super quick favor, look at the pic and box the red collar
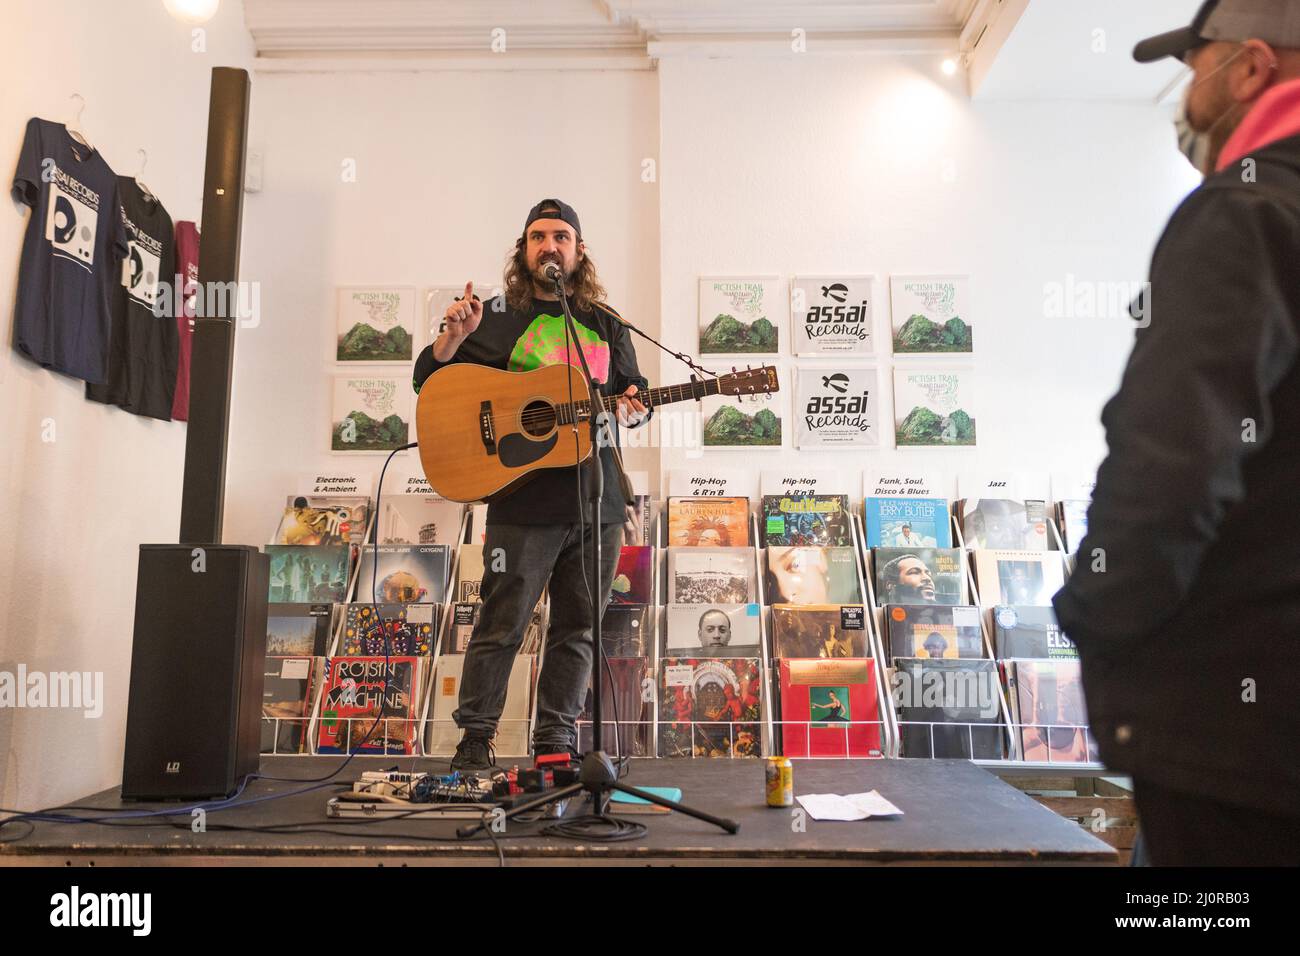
[1216,78,1300,172]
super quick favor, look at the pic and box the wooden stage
[0,757,1116,866]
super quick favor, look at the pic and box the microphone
[542,261,564,284]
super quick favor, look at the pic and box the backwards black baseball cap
[1134,0,1300,63]
[523,198,582,239]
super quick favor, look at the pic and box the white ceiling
[242,0,982,57]
[976,0,1202,101]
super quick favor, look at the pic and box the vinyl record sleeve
[972,549,1065,607]
[340,603,436,656]
[664,603,762,657]
[992,605,1077,659]
[657,658,762,758]
[266,545,353,604]
[610,546,654,604]
[274,495,370,546]
[355,544,451,604]
[770,604,868,658]
[265,603,334,657]
[760,494,852,547]
[872,547,965,607]
[666,496,751,547]
[316,656,421,755]
[884,604,984,663]
[765,546,862,605]
[863,496,952,548]
[957,498,1049,551]
[668,547,756,605]
[1008,659,1099,763]
[778,658,882,758]
[891,657,1003,759]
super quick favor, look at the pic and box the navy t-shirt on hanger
[11,117,128,384]
[86,177,178,419]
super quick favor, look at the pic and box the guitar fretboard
[556,378,725,426]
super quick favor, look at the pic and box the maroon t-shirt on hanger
[171,220,199,421]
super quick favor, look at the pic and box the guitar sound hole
[520,399,557,437]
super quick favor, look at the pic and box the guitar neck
[563,378,723,423]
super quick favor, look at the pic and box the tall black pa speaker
[121,544,268,800]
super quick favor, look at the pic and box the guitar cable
[0,443,421,839]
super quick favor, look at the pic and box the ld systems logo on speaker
[49,887,152,936]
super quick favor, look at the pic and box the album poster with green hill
[889,275,972,354]
[336,287,415,362]
[893,368,976,447]
[698,276,782,355]
[699,388,784,448]
[331,375,411,452]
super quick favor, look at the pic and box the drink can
[765,757,793,808]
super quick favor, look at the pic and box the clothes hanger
[65,93,93,151]
[135,149,158,204]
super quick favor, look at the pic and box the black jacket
[1053,133,1300,815]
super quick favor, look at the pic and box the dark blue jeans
[453,520,623,749]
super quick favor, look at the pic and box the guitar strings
[474,372,769,431]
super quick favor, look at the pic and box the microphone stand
[458,269,738,839]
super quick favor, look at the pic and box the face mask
[1174,87,1213,173]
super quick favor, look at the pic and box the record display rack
[952,508,1103,774]
[258,490,1107,774]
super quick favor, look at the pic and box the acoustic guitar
[415,363,778,502]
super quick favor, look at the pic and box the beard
[892,583,937,604]
[532,255,573,290]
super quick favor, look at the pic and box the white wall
[656,53,1200,500]
[0,0,254,811]
[3,11,1203,812]
[222,67,661,547]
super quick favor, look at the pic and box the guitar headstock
[717,365,779,396]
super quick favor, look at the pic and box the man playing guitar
[413,198,650,770]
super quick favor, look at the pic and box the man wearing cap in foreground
[1054,1,1300,864]
[413,199,651,770]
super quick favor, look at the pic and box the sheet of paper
[847,790,904,817]
[796,790,904,821]
[796,794,864,821]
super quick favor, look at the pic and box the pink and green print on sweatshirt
[508,312,610,381]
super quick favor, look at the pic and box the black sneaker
[450,735,495,771]
[533,742,580,761]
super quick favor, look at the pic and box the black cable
[539,814,646,841]
[0,445,420,836]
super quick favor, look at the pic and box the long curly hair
[503,235,608,314]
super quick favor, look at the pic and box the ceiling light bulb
[941,57,959,76]
[163,0,220,25]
